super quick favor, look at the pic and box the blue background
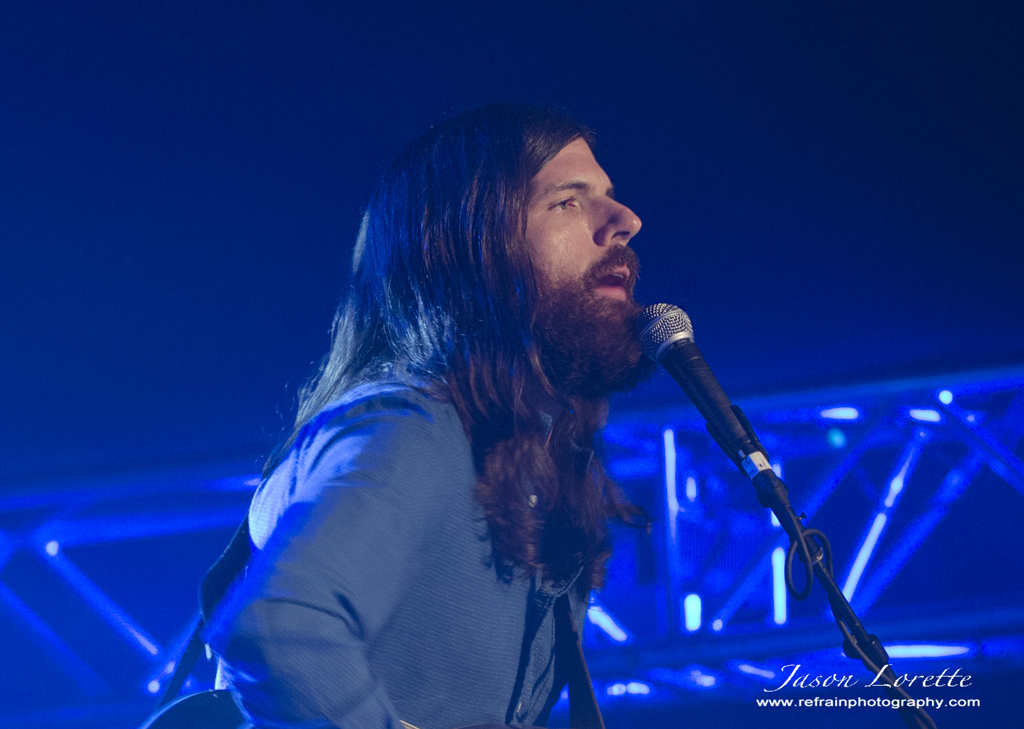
[1,3,1022,727]
[3,0,1021,483]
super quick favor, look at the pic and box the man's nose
[598,200,642,247]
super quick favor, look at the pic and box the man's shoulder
[291,380,466,466]
[302,380,455,439]
[250,380,472,549]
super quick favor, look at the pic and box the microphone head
[637,304,694,361]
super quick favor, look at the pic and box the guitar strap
[157,518,607,729]
[198,517,253,624]
[554,594,606,729]
[157,517,252,708]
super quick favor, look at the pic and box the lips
[585,245,640,298]
[594,266,631,289]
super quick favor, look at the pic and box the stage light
[683,593,701,632]
[886,644,971,658]
[771,547,787,625]
[587,604,629,643]
[712,619,723,631]
[843,513,887,600]
[663,428,679,534]
[827,428,847,449]
[690,669,716,687]
[147,680,160,694]
[44,541,59,556]
[938,390,953,404]
[884,475,904,508]
[821,407,859,420]
[736,663,776,679]
[908,409,941,423]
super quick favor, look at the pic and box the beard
[533,246,657,400]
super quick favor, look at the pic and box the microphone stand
[705,407,937,729]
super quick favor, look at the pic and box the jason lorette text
[765,664,973,693]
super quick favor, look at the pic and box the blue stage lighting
[733,662,776,680]
[771,547,787,625]
[843,512,887,600]
[605,681,653,697]
[683,593,701,632]
[689,668,716,688]
[884,475,905,509]
[827,428,847,448]
[821,407,859,420]
[938,390,953,404]
[854,458,978,613]
[587,603,630,643]
[908,408,942,423]
[664,428,679,523]
[883,445,917,507]
[885,644,972,658]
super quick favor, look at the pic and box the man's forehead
[529,139,615,199]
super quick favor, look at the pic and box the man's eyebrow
[534,180,616,200]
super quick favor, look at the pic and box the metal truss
[580,365,1024,714]
[0,469,256,728]
[0,367,1022,727]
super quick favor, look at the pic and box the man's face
[525,138,655,399]
[525,138,642,300]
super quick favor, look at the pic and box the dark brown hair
[268,104,642,586]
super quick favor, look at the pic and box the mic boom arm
[639,305,936,729]
[719,407,935,728]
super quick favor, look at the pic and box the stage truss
[1,367,1022,727]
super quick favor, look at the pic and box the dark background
[2,0,1022,485]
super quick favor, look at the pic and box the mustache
[583,245,641,296]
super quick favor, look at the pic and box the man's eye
[554,198,576,210]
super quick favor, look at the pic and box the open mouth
[593,266,631,297]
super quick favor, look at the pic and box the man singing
[206,103,654,728]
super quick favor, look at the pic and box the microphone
[636,306,941,729]
[636,304,773,482]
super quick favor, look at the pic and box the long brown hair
[268,104,643,586]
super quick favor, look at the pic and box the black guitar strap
[554,594,606,729]
[199,518,252,624]
[157,517,252,709]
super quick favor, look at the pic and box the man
[205,104,654,729]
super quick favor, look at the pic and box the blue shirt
[206,383,587,729]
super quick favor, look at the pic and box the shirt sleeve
[204,388,466,729]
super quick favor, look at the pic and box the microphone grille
[636,304,693,361]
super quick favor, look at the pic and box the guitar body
[138,690,249,729]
